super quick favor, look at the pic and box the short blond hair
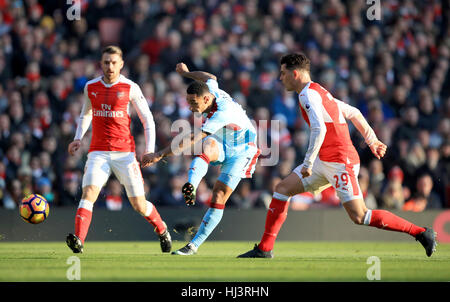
[101,45,123,59]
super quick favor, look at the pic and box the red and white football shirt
[74,75,155,153]
[298,82,377,167]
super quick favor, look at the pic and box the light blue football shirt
[201,79,257,152]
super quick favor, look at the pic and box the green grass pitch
[0,241,449,281]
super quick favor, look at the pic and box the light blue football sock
[191,208,224,248]
[188,155,210,189]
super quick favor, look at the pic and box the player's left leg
[237,171,307,258]
[175,144,260,255]
[329,161,436,257]
[172,178,236,255]
[182,143,260,253]
[128,195,172,253]
[128,196,166,234]
[343,198,436,256]
[238,159,333,258]
[343,197,422,234]
[112,152,172,252]
[183,137,222,205]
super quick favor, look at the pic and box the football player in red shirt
[66,46,171,254]
[239,53,436,258]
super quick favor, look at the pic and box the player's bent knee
[274,182,296,197]
[351,215,365,225]
[348,212,366,225]
[211,189,227,204]
[343,198,368,225]
[211,181,233,205]
[274,182,286,195]
[202,139,219,161]
[273,173,305,197]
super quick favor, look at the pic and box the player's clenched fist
[68,140,81,156]
[141,152,164,168]
[176,62,189,75]
[369,140,387,160]
[300,166,312,178]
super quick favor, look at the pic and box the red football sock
[144,203,166,235]
[75,207,92,244]
[258,198,290,252]
[369,210,425,237]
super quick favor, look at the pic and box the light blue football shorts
[205,136,260,190]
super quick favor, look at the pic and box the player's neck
[296,78,312,94]
[102,74,120,84]
[203,97,216,115]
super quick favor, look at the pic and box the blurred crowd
[0,0,449,212]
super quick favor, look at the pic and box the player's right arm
[336,99,387,159]
[176,62,217,82]
[141,131,209,167]
[69,85,93,156]
[299,90,327,177]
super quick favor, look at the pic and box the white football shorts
[293,158,363,203]
[82,151,145,197]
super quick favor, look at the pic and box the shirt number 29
[333,173,349,189]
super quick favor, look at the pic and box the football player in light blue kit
[142,63,260,255]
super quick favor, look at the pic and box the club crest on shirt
[117,91,125,99]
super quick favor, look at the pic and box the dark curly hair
[186,81,210,96]
[280,53,310,73]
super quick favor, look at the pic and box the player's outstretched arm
[348,111,387,159]
[141,131,208,167]
[337,99,387,159]
[176,62,217,82]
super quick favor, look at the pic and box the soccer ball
[19,194,50,224]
